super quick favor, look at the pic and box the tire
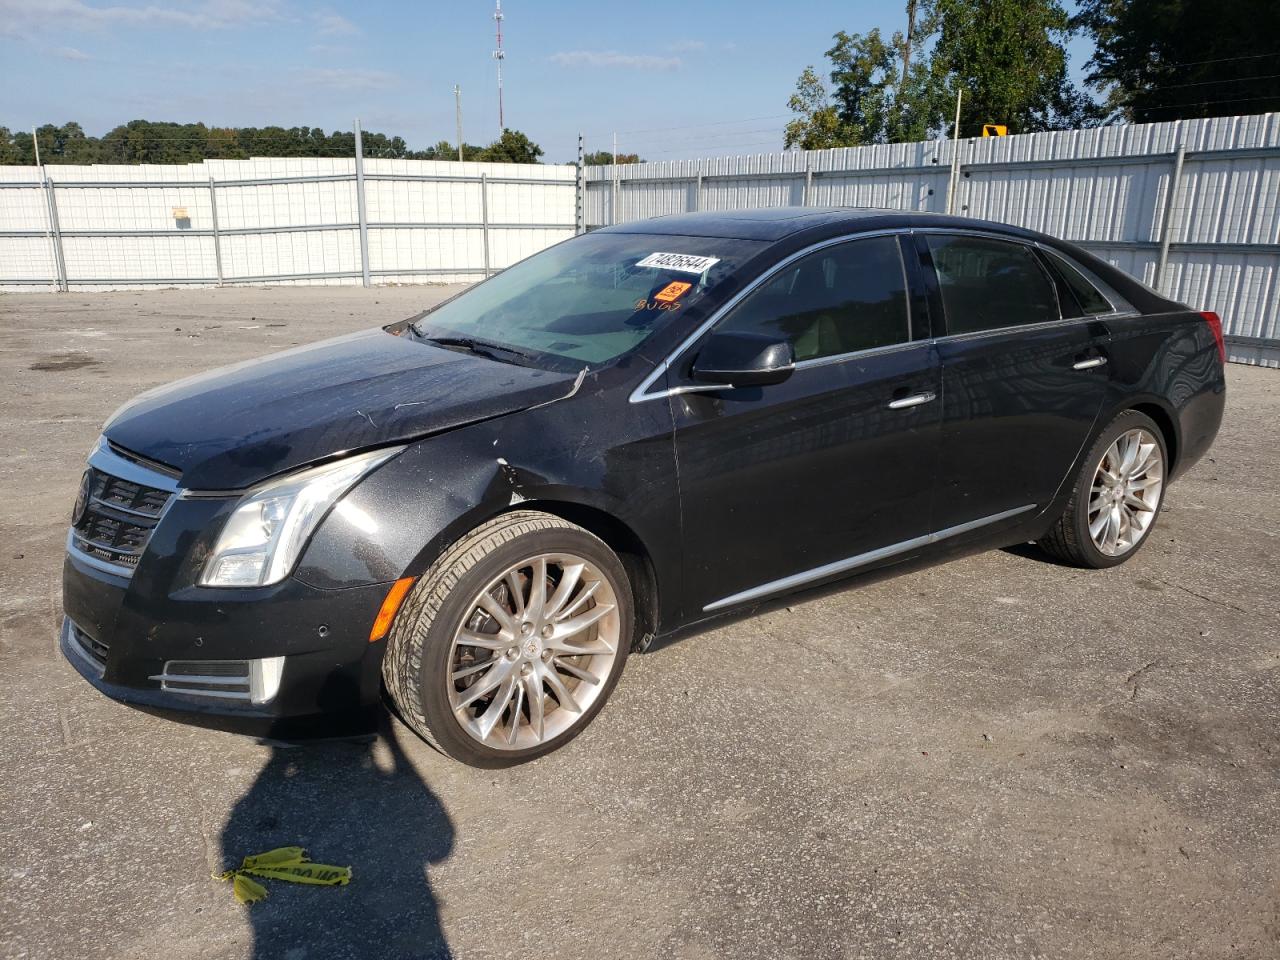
[1037,409,1169,569]
[383,510,633,767]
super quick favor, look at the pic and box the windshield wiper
[417,334,535,366]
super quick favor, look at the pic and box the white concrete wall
[0,157,577,291]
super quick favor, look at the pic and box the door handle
[887,391,937,410]
[1072,357,1108,370]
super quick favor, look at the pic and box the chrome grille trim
[150,660,252,701]
[66,438,183,579]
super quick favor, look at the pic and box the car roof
[599,206,1041,243]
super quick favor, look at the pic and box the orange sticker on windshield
[654,281,692,303]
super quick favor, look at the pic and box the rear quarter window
[1039,248,1117,317]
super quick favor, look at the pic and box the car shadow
[219,711,454,960]
[1000,540,1076,567]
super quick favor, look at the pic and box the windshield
[412,231,765,368]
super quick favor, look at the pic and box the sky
[0,0,1097,163]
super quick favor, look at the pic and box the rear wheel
[1038,410,1168,568]
[383,511,632,767]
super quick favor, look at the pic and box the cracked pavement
[1,286,1277,959]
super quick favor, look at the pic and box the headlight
[199,447,402,588]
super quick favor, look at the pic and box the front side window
[927,235,1059,335]
[714,235,911,362]
[413,232,766,369]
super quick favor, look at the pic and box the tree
[926,0,1096,135]
[477,128,544,164]
[785,0,1096,147]
[784,67,852,148]
[0,121,548,165]
[1076,0,1280,122]
[582,150,643,165]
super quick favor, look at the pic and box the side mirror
[690,331,795,388]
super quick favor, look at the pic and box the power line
[1145,49,1280,70]
[1132,93,1280,113]
[1139,72,1280,91]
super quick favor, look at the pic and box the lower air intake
[151,656,284,705]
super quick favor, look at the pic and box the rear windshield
[412,232,765,368]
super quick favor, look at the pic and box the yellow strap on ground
[242,863,352,885]
[240,846,308,869]
[215,847,352,905]
[231,873,269,905]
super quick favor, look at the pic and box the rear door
[921,232,1112,532]
[667,234,942,616]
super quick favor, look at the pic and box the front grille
[70,462,175,576]
[67,619,109,670]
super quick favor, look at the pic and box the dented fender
[293,359,684,628]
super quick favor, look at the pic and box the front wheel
[383,511,633,767]
[1037,410,1168,568]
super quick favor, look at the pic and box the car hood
[103,328,580,490]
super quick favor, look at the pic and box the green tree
[424,140,492,161]
[477,129,544,164]
[926,0,1095,136]
[784,66,853,148]
[785,21,936,147]
[582,150,643,165]
[0,121,548,166]
[1076,0,1280,122]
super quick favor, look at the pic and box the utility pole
[492,0,505,131]
[31,126,42,167]
[454,85,464,161]
[946,89,964,216]
[611,131,619,225]
[575,132,585,234]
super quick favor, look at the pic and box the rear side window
[715,235,910,362]
[1039,248,1116,317]
[927,235,1059,335]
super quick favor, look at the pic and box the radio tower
[492,0,505,131]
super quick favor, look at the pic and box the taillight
[1200,311,1225,364]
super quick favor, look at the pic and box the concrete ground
[0,286,1277,960]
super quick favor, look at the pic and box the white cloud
[54,45,92,59]
[550,50,681,71]
[294,67,396,91]
[667,39,706,53]
[315,10,358,36]
[0,0,283,34]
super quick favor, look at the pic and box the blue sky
[0,0,1096,163]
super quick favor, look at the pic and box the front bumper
[61,549,393,739]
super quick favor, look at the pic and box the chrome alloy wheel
[447,553,620,750]
[1088,427,1165,557]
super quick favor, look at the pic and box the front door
[667,234,942,617]
[921,232,1112,532]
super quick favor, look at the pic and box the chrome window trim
[629,228,911,404]
[703,503,1036,612]
[630,225,1136,404]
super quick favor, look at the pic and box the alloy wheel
[1088,427,1164,557]
[447,553,620,750]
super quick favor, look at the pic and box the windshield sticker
[654,281,692,303]
[635,252,721,275]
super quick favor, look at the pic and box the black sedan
[61,208,1226,766]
